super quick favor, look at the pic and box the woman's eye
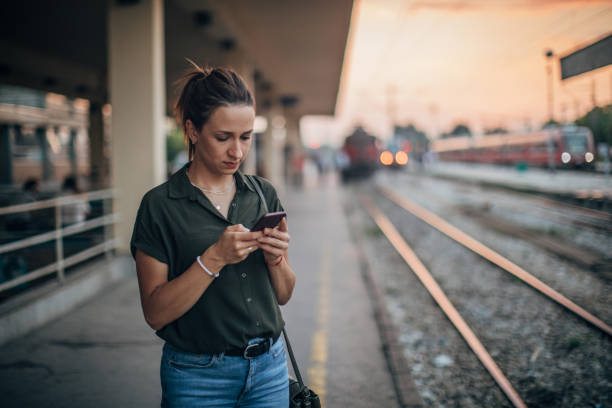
[216,137,229,142]
[241,135,251,141]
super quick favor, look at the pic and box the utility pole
[544,49,555,173]
[544,49,555,123]
[386,84,397,140]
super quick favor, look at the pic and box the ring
[247,247,252,251]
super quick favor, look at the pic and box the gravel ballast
[343,173,611,407]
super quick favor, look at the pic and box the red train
[430,126,595,168]
[339,127,381,181]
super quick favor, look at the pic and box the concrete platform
[0,174,417,407]
[427,161,612,199]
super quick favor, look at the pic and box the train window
[563,134,587,153]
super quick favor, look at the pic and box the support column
[89,103,107,188]
[0,124,12,185]
[284,114,303,187]
[109,0,166,252]
[68,128,77,178]
[36,126,53,182]
[260,108,286,188]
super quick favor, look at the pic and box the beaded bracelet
[196,255,219,278]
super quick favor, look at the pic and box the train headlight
[585,152,594,163]
[561,152,571,164]
[395,151,408,165]
[380,151,393,166]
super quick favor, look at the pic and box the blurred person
[22,178,40,202]
[131,64,295,407]
[60,175,90,225]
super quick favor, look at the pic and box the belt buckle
[243,343,259,359]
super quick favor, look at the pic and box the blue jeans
[160,337,289,407]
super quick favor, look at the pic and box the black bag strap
[282,327,306,390]
[246,175,307,392]
[247,174,269,214]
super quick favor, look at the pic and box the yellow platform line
[307,244,330,407]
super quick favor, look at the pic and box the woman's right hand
[206,224,263,266]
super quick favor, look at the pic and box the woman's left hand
[257,217,290,265]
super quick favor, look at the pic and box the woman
[131,64,296,407]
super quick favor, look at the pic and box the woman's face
[189,104,255,177]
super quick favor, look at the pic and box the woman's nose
[228,139,243,159]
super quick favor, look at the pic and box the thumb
[278,217,288,232]
[226,224,249,232]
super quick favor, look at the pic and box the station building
[0,0,353,344]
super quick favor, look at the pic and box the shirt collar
[168,162,254,200]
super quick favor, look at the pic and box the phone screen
[251,211,287,232]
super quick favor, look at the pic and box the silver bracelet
[196,255,219,278]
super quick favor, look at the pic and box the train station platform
[427,161,612,201]
[0,173,419,407]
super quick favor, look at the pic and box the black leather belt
[225,337,276,359]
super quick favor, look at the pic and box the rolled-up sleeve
[130,193,168,264]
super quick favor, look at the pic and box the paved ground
[0,173,404,407]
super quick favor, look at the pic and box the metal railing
[0,189,118,294]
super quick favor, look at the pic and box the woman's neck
[187,161,234,190]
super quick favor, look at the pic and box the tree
[484,127,508,135]
[541,119,561,129]
[451,124,471,136]
[575,104,612,146]
[167,126,186,164]
[394,123,429,153]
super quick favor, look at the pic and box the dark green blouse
[130,163,285,354]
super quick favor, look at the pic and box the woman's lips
[223,161,239,168]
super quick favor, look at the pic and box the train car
[430,125,595,168]
[339,127,381,181]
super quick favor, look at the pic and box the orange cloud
[407,0,611,12]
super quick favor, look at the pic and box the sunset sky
[301,0,612,147]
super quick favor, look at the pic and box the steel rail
[0,189,115,216]
[0,214,119,255]
[379,185,612,337]
[360,196,527,408]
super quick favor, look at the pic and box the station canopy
[0,0,353,117]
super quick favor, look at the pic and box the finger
[257,243,284,256]
[257,236,289,249]
[238,240,260,250]
[232,231,263,241]
[234,224,250,232]
[226,224,251,233]
[239,245,258,257]
[263,228,290,242]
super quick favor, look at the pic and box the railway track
[383,172,612,274]
[357,185,611,407]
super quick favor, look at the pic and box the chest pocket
[183,226,224,260]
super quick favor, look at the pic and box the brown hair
[174,61,254,161]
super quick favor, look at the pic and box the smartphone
[251,211,287,232]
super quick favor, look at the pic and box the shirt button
[232,203,236,207]
[246,297,252,303]
[241,273,247,278]
[256,321,260,327]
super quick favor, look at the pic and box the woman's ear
[186,120,198,145]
